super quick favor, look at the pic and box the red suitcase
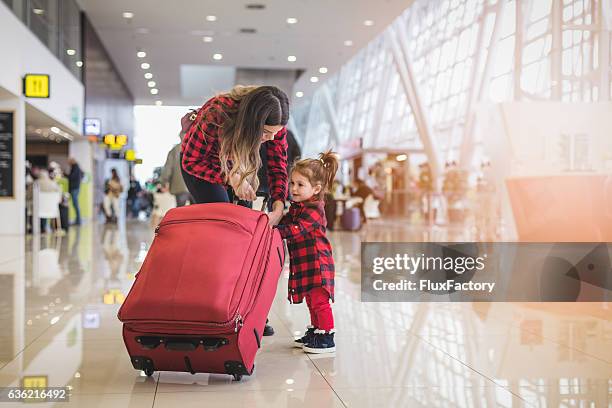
[117,202,285,381]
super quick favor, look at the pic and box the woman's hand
[235,180,256,201]
[229,173,256,201]
[267,200,285,226]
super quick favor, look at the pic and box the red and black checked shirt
[276,200,335,303]
[181,95,288,203]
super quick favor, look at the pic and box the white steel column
[388,22,441,183]
[551,0,564,99]
[599,0,611,100]
[460,0,506,166]
[321,84,341,145]
[368,49,395,149]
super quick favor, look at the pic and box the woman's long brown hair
[217,85,289,191]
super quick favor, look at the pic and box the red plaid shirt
[181,95,288,203]
[276,200,335,303]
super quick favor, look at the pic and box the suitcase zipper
[155,218,250,235]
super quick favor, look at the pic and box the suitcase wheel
[232,374,242,381]
[144,368,154,377]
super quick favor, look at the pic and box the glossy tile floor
[0,219,610,407]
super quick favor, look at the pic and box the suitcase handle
[232,191,270,212]
[136,336,229,352]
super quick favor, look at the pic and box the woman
[181,85,290,335]
[103,168,123,224]
[181,85,289,225]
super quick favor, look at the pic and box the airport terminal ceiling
[76,0,415,105]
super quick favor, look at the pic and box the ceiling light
[295,91,304,98]
[344,40,353,46]
[213,53,223,60]
[141,62,150,69]
[122,12,134,19]
[155,100,163,106]
[396,154,408,161]
[150,88,159,95]
[66,49,76,56]
[287,55,297,62]
[75,61,83,67]
[147,81,156,87]
[50,126,60,133]
[137,51,146,58]
[286,17,298,24]
[32,8,44,15]
[364,20,374,26]
[319,66,328,74]
[144,73,153,79]
[206,15,217,22]
[203,36,213,43]
[310,76,319,83]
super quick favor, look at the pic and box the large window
[3,0,82,80]
[292,0,611,166]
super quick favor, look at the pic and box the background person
[67,158,83,225]
[161,131,192,207]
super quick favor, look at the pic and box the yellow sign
[135,158,143,164]
[103,134,115,145]
[103,289,125,305]
[22,376,48,388]
[116,134,128,146]
[24,74,50,98]
[125,149,136,161]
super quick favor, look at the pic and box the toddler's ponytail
[318,150,339,195]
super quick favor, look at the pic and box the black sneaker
[263,319,274,336]
[293,326,315,348]
[303,330,335,354]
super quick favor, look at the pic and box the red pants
[305,287,334,331]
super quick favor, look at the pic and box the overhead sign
[103,133,128,150]
[84,118,101,136]
[125,149,136,161]
[23,74,50,98]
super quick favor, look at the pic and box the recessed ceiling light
[213,53,223,60]
[32,8,45,15]
[287,55,297,62]
[206,15,217,22]
[150,88,159,95]
[50,126,60,133]
[75,61,83,67]
[286,17,298,24]
[203,36,213,43]
[246,3,266,10]
[141,62,150,69]
[310,76,319,83]
[66,49,76,56]
[319,66,328,74]
[137,51,146,58]
[155,100,163,106]
[147,81,156,87]
[364,20,374,26]
[122,12,134,19]
[144,73,153,79]
[295,91,304,98]
[344,40,353,46]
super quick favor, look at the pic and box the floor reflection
[0,219,607,407]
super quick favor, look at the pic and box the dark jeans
[181,163,230,204]
[70,188,81,224]
[175,192,193,207]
